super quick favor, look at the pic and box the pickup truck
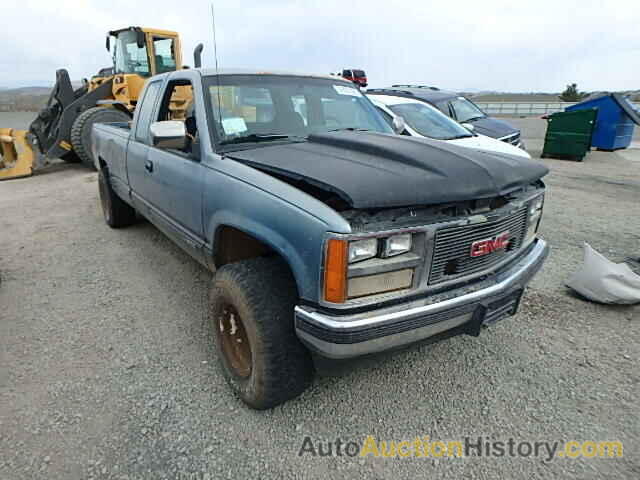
[92,69,550,409]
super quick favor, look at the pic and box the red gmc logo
[470,231,510,257]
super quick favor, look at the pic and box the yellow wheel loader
[0,26,203,180]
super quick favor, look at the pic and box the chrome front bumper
[295,239,549,359]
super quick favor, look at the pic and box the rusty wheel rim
[218,304,252,378]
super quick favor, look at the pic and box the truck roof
[196,68,351,83]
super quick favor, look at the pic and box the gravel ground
[1,117,639,479]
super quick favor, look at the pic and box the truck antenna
[211,2,223,133]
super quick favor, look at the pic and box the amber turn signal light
[324,239,348,303]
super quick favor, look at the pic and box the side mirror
[135,29,146,49]
[392,116,406,134]
[461,122,475,132]
[150,121,187,149]
[105,36,110,52]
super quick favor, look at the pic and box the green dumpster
[541,108,598,161]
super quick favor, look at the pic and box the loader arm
[28,69,80,155]
[28,69,116,160]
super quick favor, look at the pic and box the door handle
[144,160,154,173]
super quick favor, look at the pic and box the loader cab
[107,27,182,78]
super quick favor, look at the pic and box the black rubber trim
[296,287,524,345]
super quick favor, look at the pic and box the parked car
[369,85,524,148]
[338,68,368,88]
[367,93,531,159]
[93,69,549,409]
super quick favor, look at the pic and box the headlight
[529,196,543,216]
[348,238,378,264]
[382,233,412,258]
[525,194,544,242]
[324,233,418,303]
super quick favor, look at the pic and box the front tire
[98,169,136,228]
[209,257,314,409]
[71,107,131,169]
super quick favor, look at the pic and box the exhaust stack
[194,44,204,68]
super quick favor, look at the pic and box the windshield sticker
[333,85,361,97]
[222,117,248,135]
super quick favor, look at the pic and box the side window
[449,97,485,123]
[135,81,162,142]
[155,80,197,154]
[153,37,177,74]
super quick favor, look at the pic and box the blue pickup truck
[92,69,549,409]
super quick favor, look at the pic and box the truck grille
[429,207,528,284]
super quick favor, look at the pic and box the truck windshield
[113,30,150,77]
[388,102,473,140]
[204,75,392,148]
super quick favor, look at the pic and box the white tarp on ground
[566,243,640,305]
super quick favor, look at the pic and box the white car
[367,93,531,159]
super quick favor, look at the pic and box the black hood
[227,131,548,209]
[468,116,519,139]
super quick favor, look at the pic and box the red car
[341,69,367,88]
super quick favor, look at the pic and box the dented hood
[227,131,549,208]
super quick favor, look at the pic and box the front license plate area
[464,288,525,337]
[483,288,524,326]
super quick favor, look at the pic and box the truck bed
[91,121,132,175]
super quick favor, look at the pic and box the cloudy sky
[2,0,639,92]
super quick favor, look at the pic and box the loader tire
[71,107,131,169]
[209,258,314,409]
[60,151,80,163]
[98,168,136,228]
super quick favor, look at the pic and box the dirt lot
[1,117,639,479]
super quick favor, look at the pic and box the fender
[207,210,322,302]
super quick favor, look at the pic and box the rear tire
[98,169,136,228]
[71,107,131,169]
[209,257,314,409]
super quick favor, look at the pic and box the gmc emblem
[470,231,510,257]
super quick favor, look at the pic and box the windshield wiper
[444,133,474,140]
[328,127,371,133]
[219,133,298,145]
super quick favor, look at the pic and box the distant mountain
[0,87,51,112]
[469,90,640,102]
[0,83,85,111]
[2,86,52,96]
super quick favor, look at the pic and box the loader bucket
[0,129,36,180]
